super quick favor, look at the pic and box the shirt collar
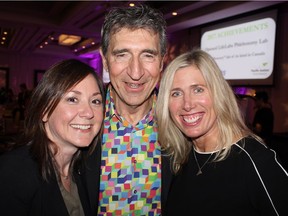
[105,84,157,127]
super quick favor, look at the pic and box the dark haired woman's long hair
[7,59,105,181]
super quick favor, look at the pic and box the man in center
[85,4,168,215]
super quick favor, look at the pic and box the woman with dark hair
[0,59,105,216]
[156,49,288,215]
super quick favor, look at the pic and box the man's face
[102,28,163,108]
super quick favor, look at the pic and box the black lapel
[161,153,173,212]
[83,142,102,215]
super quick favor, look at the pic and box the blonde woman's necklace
[193,147,214,176]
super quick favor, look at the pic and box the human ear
[100,48,108,71]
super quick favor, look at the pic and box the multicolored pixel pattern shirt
[98,87,161,215]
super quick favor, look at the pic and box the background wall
[0,53,78,92]
[0,3,287,134]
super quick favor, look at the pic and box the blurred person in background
[253,91,274,147]
[12,83,31,122]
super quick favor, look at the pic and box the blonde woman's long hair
[156,49,259,174]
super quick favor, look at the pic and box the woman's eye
[67,97,77,103]
[171,91,181,97]
[194,87,204,93]
[92,99,102,105]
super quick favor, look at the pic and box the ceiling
[0,1,285,59]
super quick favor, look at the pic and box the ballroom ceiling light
[0,28,13,48]
[58,34,81,46]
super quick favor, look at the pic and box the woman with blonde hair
[157,49,288,215]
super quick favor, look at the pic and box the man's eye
[141,53,155,62]
[116,53,125,58]
[115,53,130,62]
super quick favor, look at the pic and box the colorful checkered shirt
[98,86,161,215]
